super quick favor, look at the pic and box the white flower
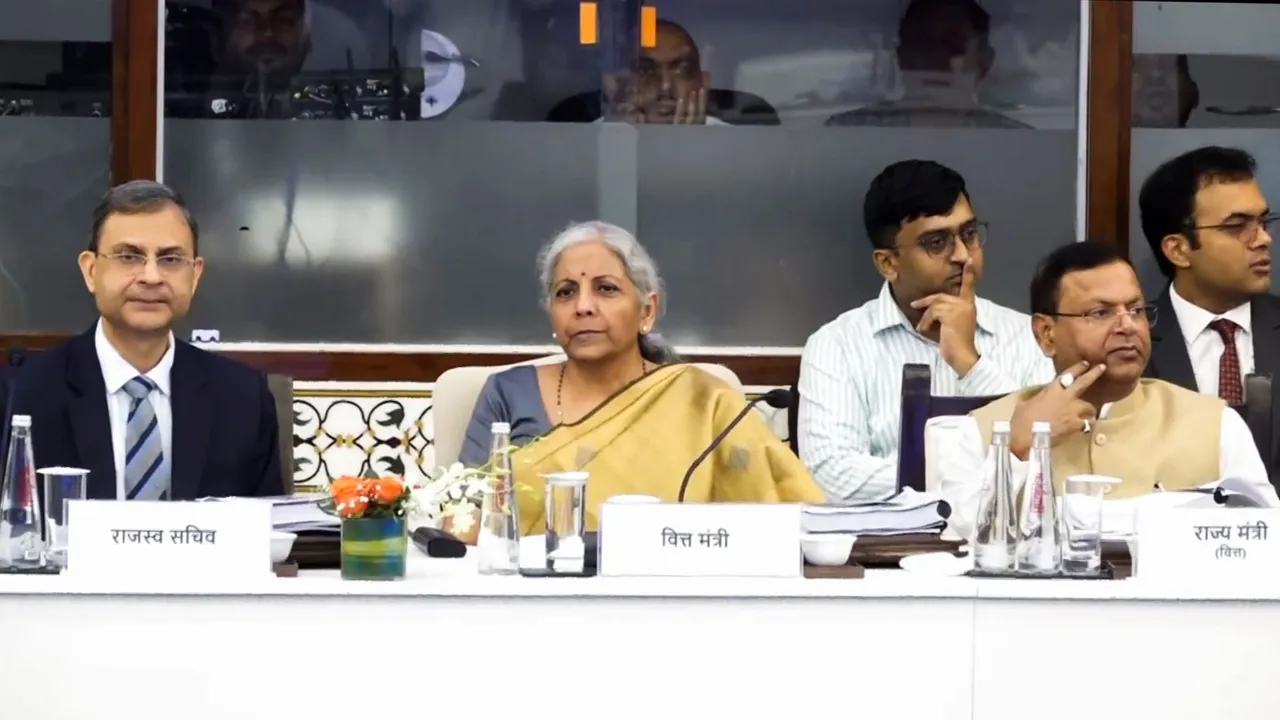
[410,463,497,528]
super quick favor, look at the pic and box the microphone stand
[676,389,792,502]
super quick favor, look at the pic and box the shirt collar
[94,319,175,396]
[1168,284,1252,344]
[869,281,996,336]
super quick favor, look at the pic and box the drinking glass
[39,467,88,568]
[1061,474,1120,574]
[543,472,588,574]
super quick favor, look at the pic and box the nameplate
[1135,508,1280,580]
[66,500,273,579]
[599,502,801,578]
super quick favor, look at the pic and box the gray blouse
[459,365,553,466]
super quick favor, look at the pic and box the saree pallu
[510,363,826,535]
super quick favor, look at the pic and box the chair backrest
[432,359,744,468]
[1236,373,1273,482]
[266,374,295,494]
[897,364,1002,492]
[787,382,800,456]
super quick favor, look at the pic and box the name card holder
[1135,507,1280,581]
[598,502,801,578]
[66,499,273,580]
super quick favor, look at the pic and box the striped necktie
[123,376,168,501]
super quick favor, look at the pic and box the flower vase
[340,516,408,581]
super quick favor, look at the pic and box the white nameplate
[1135,508,1280,580]
[599,502,801,578]
[66,499,273,579]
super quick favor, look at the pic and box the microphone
[677,388,792,502]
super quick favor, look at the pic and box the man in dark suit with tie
[1138,146,1280,481]
[12,180,283,500]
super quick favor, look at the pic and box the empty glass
[543,472,588,574]
[39,467,88,568]
[1061,474,1121,575]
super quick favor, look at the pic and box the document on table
[802,488,951,536]
[197,494,339,533]
[1099,478,1277,539]
[271,494,339,533]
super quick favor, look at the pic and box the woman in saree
[460,220,825,534]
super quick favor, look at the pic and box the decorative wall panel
[292,383,789,489]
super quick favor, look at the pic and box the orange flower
[330,475,363,498]
[335,492,369,518]
[370,476,405,504]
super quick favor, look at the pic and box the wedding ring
[1083,419,1092,434]
[1059,372,1075,389]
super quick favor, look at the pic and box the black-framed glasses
[1051,304,1157,328]
[98,252,197,275]
[1189,212,1279,243]
[899,221,988,258]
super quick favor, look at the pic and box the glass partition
[0,0,112,332]
[162,0,1083,345]
[1130,0,1280,295]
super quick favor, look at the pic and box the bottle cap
[992,420,1011,433]
[490,421,511,434]
[10,415,30,428]
[1031,421,1051,433]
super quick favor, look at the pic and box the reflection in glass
[162,0,1082,345]
[0,2,111,333]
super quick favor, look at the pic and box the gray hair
[536,221,680,364]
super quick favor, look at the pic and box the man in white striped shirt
[798,160,1053,501]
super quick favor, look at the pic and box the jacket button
[1094,433,1108,447]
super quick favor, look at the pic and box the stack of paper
[803,488,952,536]
[271,494,339,533]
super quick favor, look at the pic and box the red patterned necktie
[1210,318,1244,406]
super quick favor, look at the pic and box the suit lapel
[1250,295,1280,380]
[1148,289,1199,391]
[66,330,116,499]
[170,343,210,500]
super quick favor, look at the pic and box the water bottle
[1016,421,1062,574]
[0,415,44,569]
[476,422,519,575]
[974,420,1017,572]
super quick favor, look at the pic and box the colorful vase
[340,516,408,580]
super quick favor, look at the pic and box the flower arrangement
[324,472,415,581]
[324,474,415,519]
[413,463,508,544]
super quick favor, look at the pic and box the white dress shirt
[94,320,175,500]
[935,404,1275,539]
[798,282,1054,502]
[1168,285,1254,394]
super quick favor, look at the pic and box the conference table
[1,554,1277,720]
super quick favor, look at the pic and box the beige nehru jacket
[969,378,1224,499]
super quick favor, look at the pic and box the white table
[1,557,1278,720]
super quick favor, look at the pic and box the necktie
[123,376,168,501]
[1210,319,1244,406]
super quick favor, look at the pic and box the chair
[432,359,744,468]
[786,382,800,456]
[266,374,295,494]
[1238,373,1273,485]
[897,364,1002,493]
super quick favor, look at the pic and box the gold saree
[510,363,825,535]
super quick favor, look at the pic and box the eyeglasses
[900,221,988,258]
[1051,304,1158,328]
[1189,212,1279,243]
[98,252,197,274]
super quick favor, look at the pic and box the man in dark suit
[13,180,283,500]
[1138,146,1280,481]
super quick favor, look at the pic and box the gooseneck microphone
[677,388,793,502]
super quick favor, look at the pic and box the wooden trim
[110,0,159,183]
[0,335,800,386]
[1085,0,1134,254]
